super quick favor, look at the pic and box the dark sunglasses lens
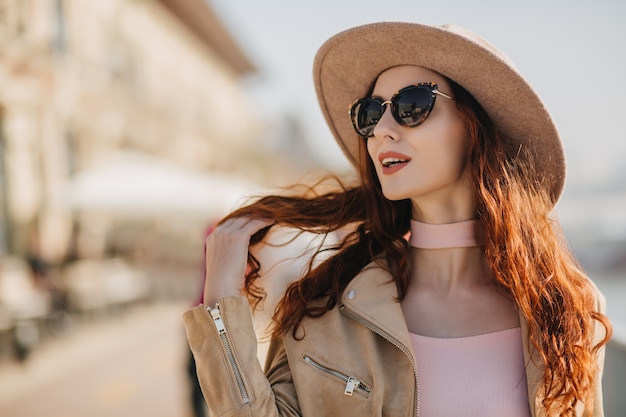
[353,99,383,137]
[394,86,433,126]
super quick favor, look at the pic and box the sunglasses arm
[434,90,454,100]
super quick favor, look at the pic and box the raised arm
[184,217,303,416]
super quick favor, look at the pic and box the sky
[208,0,626,194]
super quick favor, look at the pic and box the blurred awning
[61,151,259,219]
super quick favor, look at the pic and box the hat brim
[313,22,565,204]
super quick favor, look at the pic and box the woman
[183,22,611,416]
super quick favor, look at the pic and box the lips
[378,151,411,174]
[381,157,408,167]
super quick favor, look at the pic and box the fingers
[211,217,274,243]
[203,217,274,305]
[205,217,274,255]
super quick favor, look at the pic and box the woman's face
[366,65,473,222]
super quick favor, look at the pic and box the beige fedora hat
[313,22,566,204]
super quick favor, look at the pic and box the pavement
[0,301,196,417]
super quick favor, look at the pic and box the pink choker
[409,219,483,249]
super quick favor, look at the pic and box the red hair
[222,79,611,415]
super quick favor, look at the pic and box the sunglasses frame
[349,82,453,139]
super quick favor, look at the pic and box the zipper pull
[344,377,360,396]
[209,305,226,334]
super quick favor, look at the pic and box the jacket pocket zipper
[340,305,419,416]
[303,355,371,396]
[208,304,250,404]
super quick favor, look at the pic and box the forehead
[372,65,449,97]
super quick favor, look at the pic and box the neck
[409,219,483,249]
[408,219,487,291]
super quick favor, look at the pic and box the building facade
[0,0,263,263]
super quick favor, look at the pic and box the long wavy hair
[222,78,611,415]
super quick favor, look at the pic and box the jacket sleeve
[588,285,608,417]
[183,296,301,417]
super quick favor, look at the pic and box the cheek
[420,122,469,178]
[366,139,380,169]
[449,123,470,165]
[444,130,471,178]
[366,138,376,159]
[440,149,468,177]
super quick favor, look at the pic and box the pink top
[410,328,531,417]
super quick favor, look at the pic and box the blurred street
[0,301,193,417]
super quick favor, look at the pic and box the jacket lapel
[340,262,414,357]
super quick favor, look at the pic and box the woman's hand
[203,217,274,306]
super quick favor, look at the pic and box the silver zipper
[339,305,419,416]
[303,355,371,396]
[207,304,250,404]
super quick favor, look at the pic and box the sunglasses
[349,82,454,139]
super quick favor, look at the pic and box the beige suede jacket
[183,262,607,417]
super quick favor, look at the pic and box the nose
[372,101,399,141]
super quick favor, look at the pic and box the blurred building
[0,0,265,264]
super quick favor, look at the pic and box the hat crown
[439,24,517,69]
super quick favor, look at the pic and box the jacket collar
[339,261,414,356]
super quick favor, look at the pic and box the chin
[381,189,410,202]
